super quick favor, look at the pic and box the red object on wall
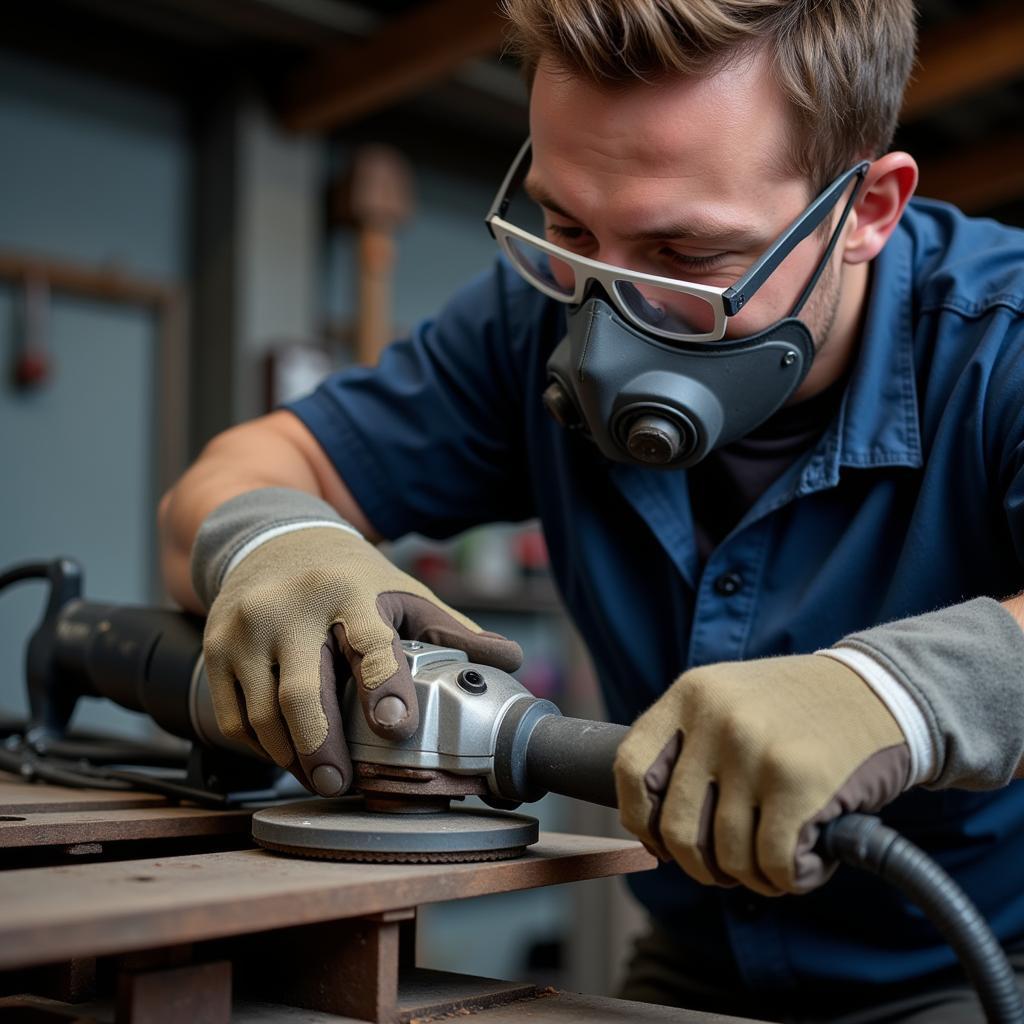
[14,349,50,389]
[13,275,52,391]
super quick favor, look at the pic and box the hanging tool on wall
[329,144,414,366]
[4,556,1024,1024]
[0,250,187,495]
[12,273,51,390]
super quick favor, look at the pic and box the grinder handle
[519,710,871,869]
[522,714,628,808]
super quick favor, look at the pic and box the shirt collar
[601,216,924,580]
[795,213,924,497]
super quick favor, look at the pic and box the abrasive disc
[251,798,539,863]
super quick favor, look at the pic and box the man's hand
[203,525,522,797]
[613,655,910,896]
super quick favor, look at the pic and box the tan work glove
[203,526,522,797]
[613,655,911,896]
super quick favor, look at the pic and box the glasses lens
[614,280,718,339]
[505,232,577,297]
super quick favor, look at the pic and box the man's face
[527,53,847,348]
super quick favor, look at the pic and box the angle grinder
[7,558,1024,1023]
[250,638,624,863]
[6,557,624,863]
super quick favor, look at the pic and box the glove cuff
[818,647,935,787]
[832,598,1024,791]
[190,487,361,609]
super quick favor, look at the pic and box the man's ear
[843,152,918,265]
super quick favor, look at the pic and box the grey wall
[0,52,507,737]
[0,50,191,735]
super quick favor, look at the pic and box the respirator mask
[486,141,868,468]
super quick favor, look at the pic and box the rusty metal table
[0,771,769,1023]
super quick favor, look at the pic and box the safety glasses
[486,139,869,344]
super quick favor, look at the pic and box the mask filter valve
[624,413,691,465]
[542,380,579,429]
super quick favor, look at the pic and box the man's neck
[790,260,870,404]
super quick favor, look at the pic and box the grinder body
[20,560,623,808]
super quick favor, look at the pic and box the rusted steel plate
[398,989,764,1022]
[0,806,253,849]
[0,989,769,1023]
[397,969,538,1022]
[0,833,655,970]
[0,774,167,814]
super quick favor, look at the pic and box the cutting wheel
[251,798,539,863]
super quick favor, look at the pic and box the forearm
[158,418,327,612]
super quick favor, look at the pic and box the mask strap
[789,170,867,318]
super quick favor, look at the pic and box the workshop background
[2,0,1023,997]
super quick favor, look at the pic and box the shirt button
[714,572,744,596]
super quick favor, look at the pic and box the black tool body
[11,558,204,744]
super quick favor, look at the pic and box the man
[159,1,1024,1020]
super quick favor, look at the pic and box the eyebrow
[524,179,579,222]
[523,177,764,249]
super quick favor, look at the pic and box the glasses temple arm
[787,169,868,317]
[721,162,869,317]
[485,139,533,232]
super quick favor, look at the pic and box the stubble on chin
[800,254,842,356]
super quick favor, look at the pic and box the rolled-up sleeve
[285,260,540,540]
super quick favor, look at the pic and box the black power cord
[0,742,234,805]
[819,814,1024,1023]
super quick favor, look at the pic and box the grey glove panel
[838,597,1024,790]
[190,487,350,609]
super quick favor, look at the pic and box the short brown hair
[503,0,917,189]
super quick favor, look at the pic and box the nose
[617,282,667,325]
[640,294,667,320]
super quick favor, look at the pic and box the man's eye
[547,224,590,243]
[660,249,727,272]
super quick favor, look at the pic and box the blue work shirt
[287,199,1024,1001]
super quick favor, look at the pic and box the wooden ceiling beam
[916,134,1024,213]
[902,2,1024,122]
[279,0,507,135]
